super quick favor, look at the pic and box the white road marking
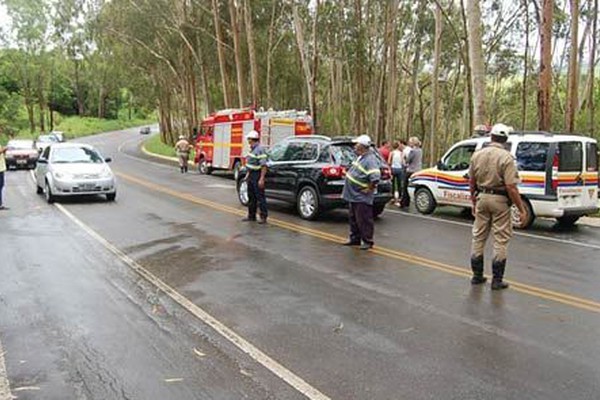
[54,203,332,400]
[386,208,600,251]
[0,341,13,400]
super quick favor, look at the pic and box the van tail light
[551,150,559,191]
[380,167,392,180]
[322,165,346,178]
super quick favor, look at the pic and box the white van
[409,132,599,228]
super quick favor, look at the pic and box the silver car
[35,143,117,203]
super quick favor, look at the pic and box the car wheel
[106,192,116,202]
[414,187,436,214]
[198,159,212,175]
[232,160,241,181]
[36,183,43,194]
[45,181,55,204]
[373,203,386,218]
[556,215,579,227]
[511,198,534,229]
[297,186,320,220]
[237,179,250,206]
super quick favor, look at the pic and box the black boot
[491,259,509,290]
[470,255,487,285]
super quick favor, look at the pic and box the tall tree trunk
[293,4,315,125]
[212,0,230,108]
[565,0,579,133]
[266,1,277,107]
[310,0,320,129]
[521,0,530,130]
[589,0,598,135]
[538,0,553,131]
[375,3,391,143]
[74,60,85,115]
[354,0,365,133]
[430,2,443,166]
[385,0,400,142]
[243,0,260,106]
[466,0,487,127]
[228,0,246,108]
[460,0,474,132]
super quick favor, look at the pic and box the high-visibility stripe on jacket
[246,144,267,171]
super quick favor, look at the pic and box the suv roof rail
[471,130,554,138]
[285,134,331,141]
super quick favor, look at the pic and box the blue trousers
[247,171,268,219]
[0,171,4,206]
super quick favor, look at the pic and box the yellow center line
[116,171,600,315]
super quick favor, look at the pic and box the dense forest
[1,0,599,163]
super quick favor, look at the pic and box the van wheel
[512,198,534,229]
[556,216,579,227]
[237,179,250,206]
[297,186,320,220]
[414,187,436,214]
[198,159,212,175]
[373,203,386,218]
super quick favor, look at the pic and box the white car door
[436,143,478,206]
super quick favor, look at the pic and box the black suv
[236,135,393,220]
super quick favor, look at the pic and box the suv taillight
[551,150,559,191]
[322,165,346,178]
[380,166,392,180]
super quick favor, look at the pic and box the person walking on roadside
[342,135,381,250]
[0,142,7,210]
[400,137,422,208]
[242,130,268,224]
[175,135,193,173]
[388,141,404,207]
[469,123,527,290]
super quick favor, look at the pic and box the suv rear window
[587,143,598,172]
[558,142,583,172]
[516,142,549,172]
[283,141,319,161]
[330,144,356,166]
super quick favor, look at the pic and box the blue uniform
[245,143,268,220]
[342,150,381,247]
[342,150,381,205]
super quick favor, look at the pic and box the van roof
[466,131,596,144]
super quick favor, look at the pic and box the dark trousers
[0,171,4,206]
[348,202,374,245]
[400,171,413,208]
[391,168,403,200]
[247,171,268,220]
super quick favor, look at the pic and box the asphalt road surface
[1,127,599,400]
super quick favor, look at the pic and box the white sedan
[35,143,117,203]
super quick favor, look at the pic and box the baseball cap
[352,134,372,146]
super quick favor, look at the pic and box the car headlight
[53,171,72,180]
[100,168,113,179]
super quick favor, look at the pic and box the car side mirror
[104,157,112,163]
[436,160,446,170]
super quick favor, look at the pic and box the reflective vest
[246,144,267,171]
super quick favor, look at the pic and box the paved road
[1,128,599,400]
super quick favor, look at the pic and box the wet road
[1,128,599,399]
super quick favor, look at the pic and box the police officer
[175,135,192,173]
[342,134,381,250]
[469,123,527,290]
[242,130,268,224]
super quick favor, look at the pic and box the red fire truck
[193,108,313,179]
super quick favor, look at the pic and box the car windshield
[51,147,104,164]
[330,144,385,166]
[38,135,58,143]
[7,140,34,150]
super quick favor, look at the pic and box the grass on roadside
[54,116,154,140]
[144,133,196,160]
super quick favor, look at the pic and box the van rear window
[558,142,583,172]
[587,143,598,172]
[516,142,549,172]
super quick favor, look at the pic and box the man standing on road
[342,135,381,250]
[400,137,422,208]
[175,135,193,173]
[0,142,6,210]
[242,130,268,224]
[469,123,527,290]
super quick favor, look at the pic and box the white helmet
[352,134,372,147]
[178,135,185,140]
[490,123,513,138]
[246,130,260,140]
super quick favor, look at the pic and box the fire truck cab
[193,108,313,180]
